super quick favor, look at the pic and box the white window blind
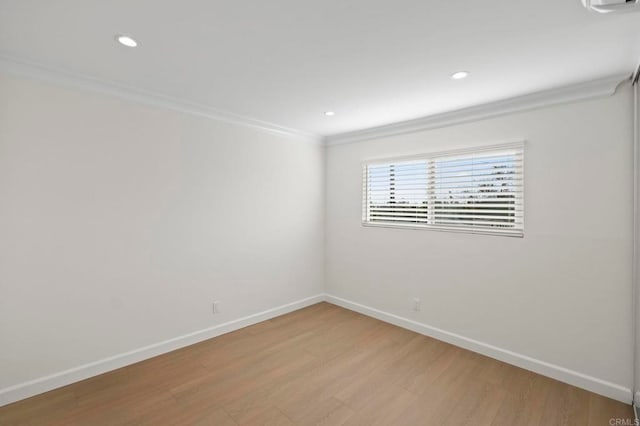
[362,143,524,236]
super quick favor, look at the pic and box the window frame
[361,141,525,237]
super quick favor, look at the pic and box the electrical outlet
[212,301,220,314]
[412,297,421,312]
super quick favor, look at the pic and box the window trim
[361,141,525,237]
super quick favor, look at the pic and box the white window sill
[362,221,524,238]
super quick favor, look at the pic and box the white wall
[0,74,324,391]
[326,84,634,399]
[0,71,635,405]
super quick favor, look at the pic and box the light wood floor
[0,302,633,425]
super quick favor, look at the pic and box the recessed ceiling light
[116,35,138,47]
[324,111,335,116]
[451,71,469,80]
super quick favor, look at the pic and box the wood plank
[0,302,632,425]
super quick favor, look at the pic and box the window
[362,142,524,236]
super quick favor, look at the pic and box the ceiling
[1,0,639,138]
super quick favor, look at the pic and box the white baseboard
[324,294,633,404]
[1,293,632,408]
[0,294,325,407]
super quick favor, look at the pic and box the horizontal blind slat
[430,160,523,168]
[429,169,522,178]
[368,195,520,200]
[433,219,523,226]
[368,181,523,190]
[369,203,523,209]
[433,214,522,221]
[431,209,523,215]
[368,217,430,223]
[366,176,522,185]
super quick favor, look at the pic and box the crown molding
[324,73,631,146]
[0,53,630,147]
[0,54,323,145]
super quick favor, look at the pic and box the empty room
[1,1,640,425]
